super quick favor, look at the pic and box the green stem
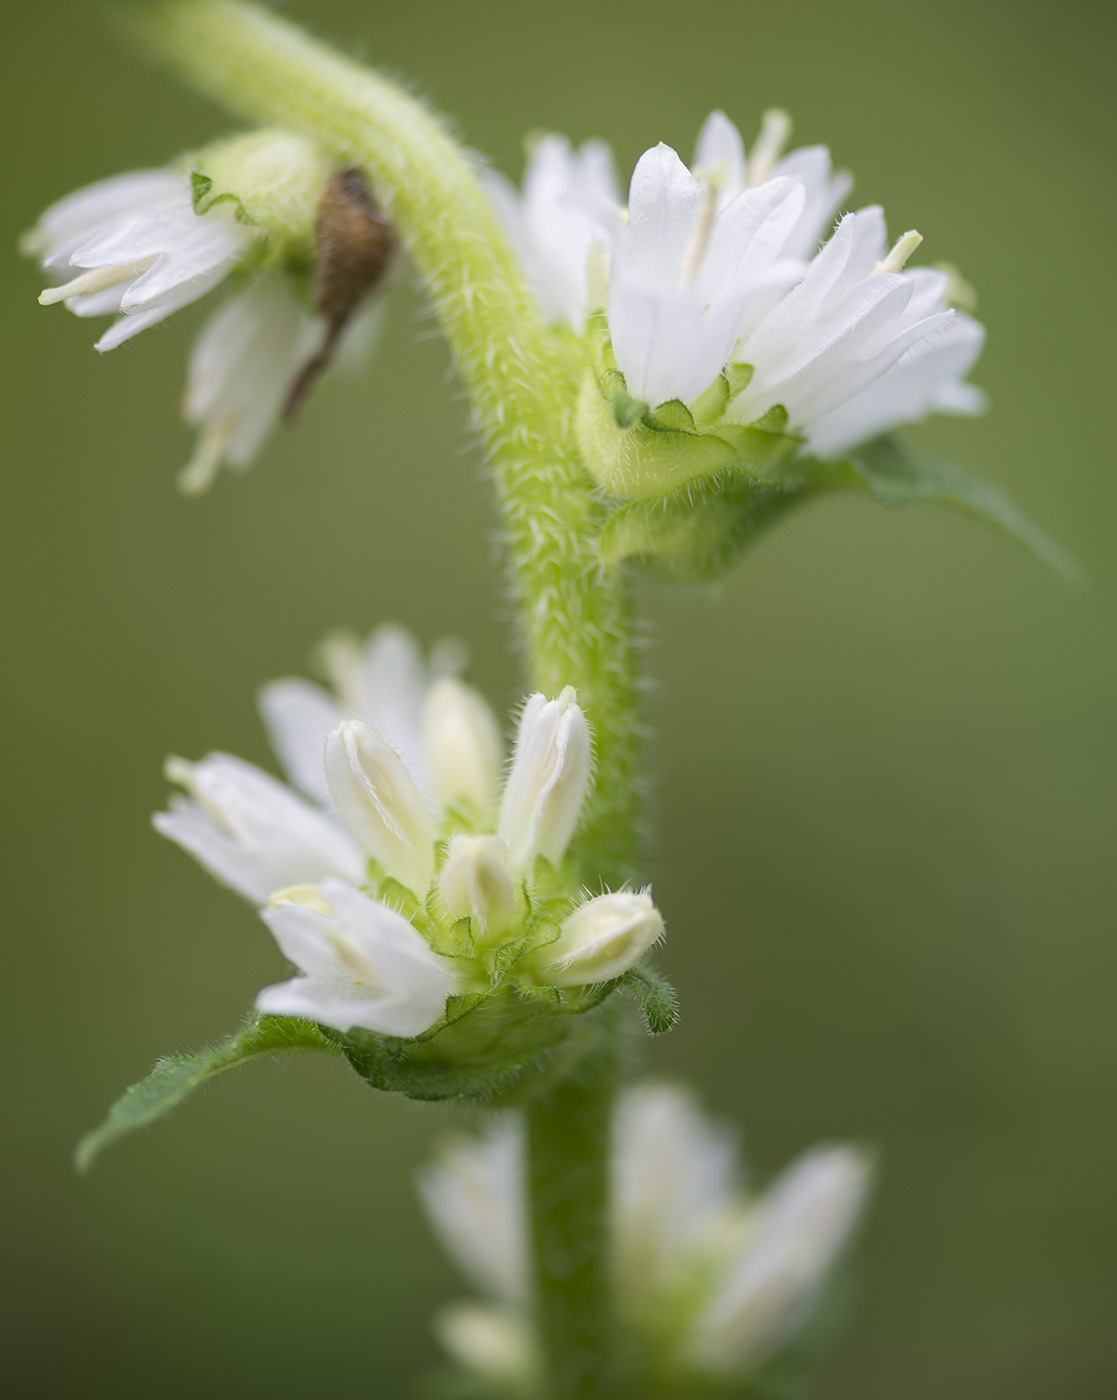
[527,1016,625,1400]
[116,6,644,1393]
[115,0,641,886]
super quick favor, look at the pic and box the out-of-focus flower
[419,1083,872,1384]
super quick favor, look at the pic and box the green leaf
[622,963,679,1034]
[75,1015,341,1172]
[839,435,1081,582]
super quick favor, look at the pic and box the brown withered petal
[284,166,396,420]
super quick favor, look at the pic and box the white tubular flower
[440,835,516,942]
[418,1119,529,1307]
[179,272,323,495]
[422,676,504,815]
[689,1146,873,1376]
[486,134,619,332]
[256,878,458,1036]
[420,1086,871,1386]
[578,142,807,408]
[324,718,439,892]
[26,169,256,352]
[498,687,592,876]
[535,890,664,987]
[153,754,364,903]
[727,210,984,454]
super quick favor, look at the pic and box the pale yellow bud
[439,835,516,944]
[536,890,664,987]
[499,688,591,875]
[324,719,436,892]
[422,677,503,814]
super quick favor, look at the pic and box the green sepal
[644,399,697,435]
[577,371,799,500]
[186,128,328,245]
[833,435,1080,581]
[325,989,582,1102]
[189,169,255,226]
[691,374,731,426]
[621,963,679,1034]
[599,469,818,583]
[75,1014,342,1172]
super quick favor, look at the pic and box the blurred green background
[2,0,1114,1395]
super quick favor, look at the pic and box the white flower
[486,134,620,332]
[418,1084,872,1383]
[158,625,625,1036]
[257,878,458,1036]
[153,753,364,903]
[498,687,592,876]
[179,272,324,495]
[535,890,665,986]
[26,168,256,352]
[726,210,985,455]
[577,140,807,407]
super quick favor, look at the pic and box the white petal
[352,624,433,791]
[695,178,806,303]
[24,169,184,260]
[325,720,437,890]
[499,689,592,875]
[693,111,746,203]
[422,676,504,813]
[614,1084,739,1308]
[258,878,455,1036]
[692,1147,872,1374]
[623,143,705,291]
[258,678,343,803]
[418,1120,529,1305]
[154,754,364,902]
[610,271,748,408]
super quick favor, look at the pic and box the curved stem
[116,8,646,1396]
[115,0,641,886]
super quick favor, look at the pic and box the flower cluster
[420,1082,872,1390]
[23,131,384,493]
[155,626,665,1039]
[493,109,984,464]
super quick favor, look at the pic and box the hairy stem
[527,1015,626,1400]
[116,0,642,885]
[116,7,646,1395]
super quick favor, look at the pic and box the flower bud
[536,890,664,987]
[498,688,591,875]
[422,677,503,814]
[325,718,436,892]
[440,835,516,944]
